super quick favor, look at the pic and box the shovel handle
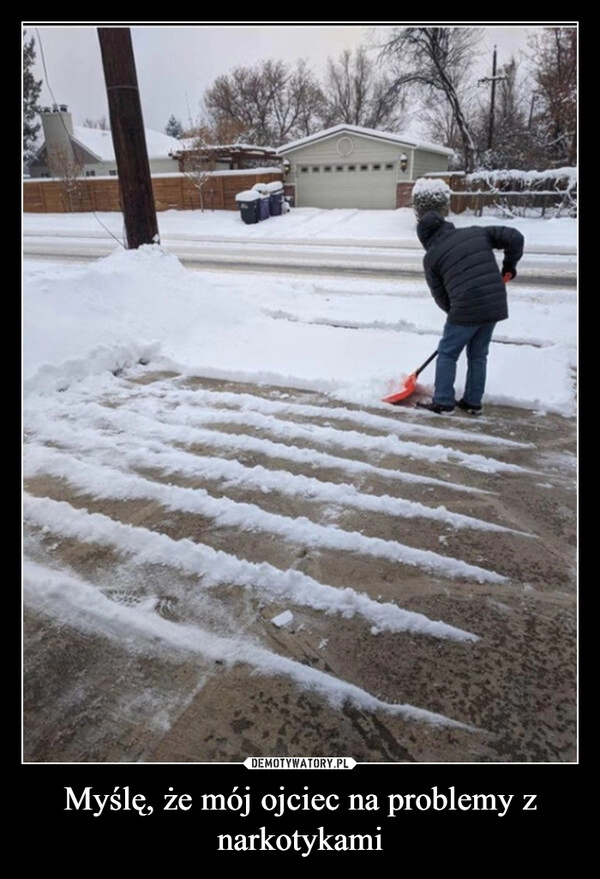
[415,350,438,377]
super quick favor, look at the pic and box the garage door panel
[296,164,397,209]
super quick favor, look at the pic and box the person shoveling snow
[411,210,524,416]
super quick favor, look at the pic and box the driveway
[23,370,577,764]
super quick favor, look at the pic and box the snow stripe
[121,395,532,475]
[25,434,527,534]
[128,381,534,449]
[24,559,477,729]
[23,454,507,583]
[25,399,489,494]
[23,493,479,641]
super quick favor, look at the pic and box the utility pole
[97,27,159,249]
[478,46,509,151]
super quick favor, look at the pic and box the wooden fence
[23,169,576,217]
[23,171,284,213]
[427,172,577,216]
[449,189,576,216]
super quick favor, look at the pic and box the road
[22,226,577,285]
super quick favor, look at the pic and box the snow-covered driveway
[23,369,576,763]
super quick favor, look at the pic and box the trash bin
[252,183,271,221]
[235,190,260,225]
[265,180,285,216]
[284,194,295,209]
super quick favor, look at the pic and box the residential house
[27,104,181,179]
[278,124,454,209]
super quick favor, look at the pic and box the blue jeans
[433,322,496,408]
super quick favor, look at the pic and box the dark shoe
[456,399,482,415]
[415,401,455,414]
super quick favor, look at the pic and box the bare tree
[203,58,325,145]
[527,27,577,167]
[471,57,535,169]
[183,116,246,145]
[320,46,408,130]
[380,26,483,171]
[48,144,85,212]
[281,58,326,139]
[419,92,461,158]
[181,133,217,211]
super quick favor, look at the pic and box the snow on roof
[71,126,181,162]
[279,124,454,157]
[173,138,280,154]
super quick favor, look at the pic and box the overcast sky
[24,22,562,136]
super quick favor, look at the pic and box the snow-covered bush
[412,177,451,219]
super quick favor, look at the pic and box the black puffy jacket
[416,211,525,325]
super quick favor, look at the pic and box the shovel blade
[381,349,438,405]
[381,372,417,404]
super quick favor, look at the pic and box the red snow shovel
[382,350,438,405]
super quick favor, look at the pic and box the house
[27,104,181,179]
[278,124,454,210]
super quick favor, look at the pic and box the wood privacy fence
[23,172,284,214]
[436,171,577,217]
[23,169,576,217]
[449,187,577,216]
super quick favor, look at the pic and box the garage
[295,160,398,209]
[280,124,453,210]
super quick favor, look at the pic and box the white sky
[23,22,561,134]
[23,203,576,729]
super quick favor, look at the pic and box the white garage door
[295,161,398,209]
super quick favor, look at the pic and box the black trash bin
[265,180,284,216]
[235,190,260,225]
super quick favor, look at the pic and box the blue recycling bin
[252,183,271,221]
[258,195,270,220]
[235,189,260,225]
[265,180,284,216]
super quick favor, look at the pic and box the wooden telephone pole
[478,46,509,151]
[97,27,159,249]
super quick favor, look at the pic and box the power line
[32,28,127,248]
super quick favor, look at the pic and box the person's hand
[502,272,513,283]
